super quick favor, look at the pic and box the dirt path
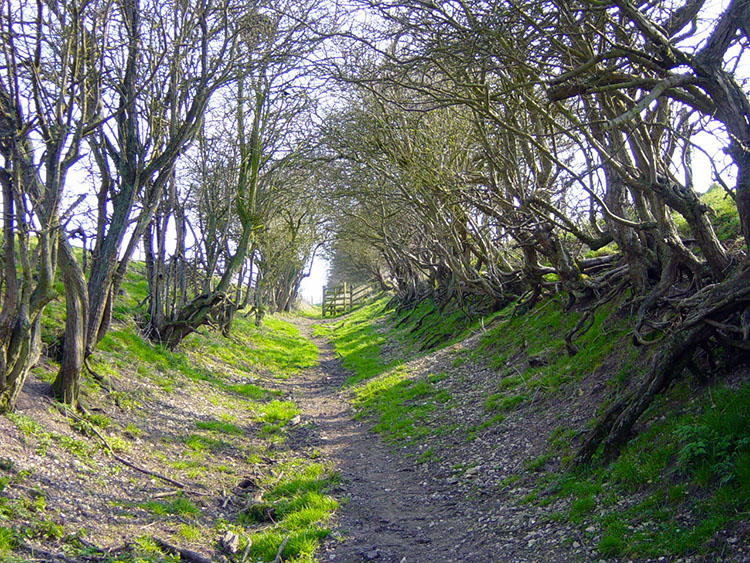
[285,317,481,563]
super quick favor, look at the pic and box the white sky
[299,255,329,304]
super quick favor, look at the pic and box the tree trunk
[0,318,39,413]
[241,251,256,309]
[254,268,265,327]
[649,177,729,276]
[53,241,89,408]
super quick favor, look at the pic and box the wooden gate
[321,283,376,316]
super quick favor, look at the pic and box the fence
[321,282,377,316]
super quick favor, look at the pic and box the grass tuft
[240,462,338,562]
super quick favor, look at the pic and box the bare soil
[285,318,580,563]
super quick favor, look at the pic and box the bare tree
[0,0,104,411]
[52,0,246,406]
[142,0,330,346]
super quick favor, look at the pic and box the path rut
[285,317,479,563]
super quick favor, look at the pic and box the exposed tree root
[83,358,114,393]
[575,322,713,465]
[575,262,750,466]
[152,538,213,563]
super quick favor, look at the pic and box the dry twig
[272,536,290,563]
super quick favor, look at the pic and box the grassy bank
[318,293,750,560]
[1,278,336,562]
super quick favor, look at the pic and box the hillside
[1,267,749,562]
[1,267,338,562]
[315,297,750,562]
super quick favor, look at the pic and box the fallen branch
[152,538,213,563]
[51,402,190,491]
[272,536,290,563]
[22,542,83,563]
[86,420,189,489]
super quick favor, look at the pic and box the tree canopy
[1,0,749,461]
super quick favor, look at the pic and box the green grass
[195,419,244,435]
[352,369,451,445]
[184,434,227,453]
[184,315,318,380]
[314,298,392,385]
[319,287,748,561]
[320,292,628,446]
[255,400,300,436]
[0,526,16,557]
[96,314,317,391]
[98,328,208,383]
[3,256,334,561]
[476,295,630,418]
[389,296,507,353]
[7,413,94,461]
[0,473,69,556]
[140,496,200,519]
[175,523,202,542]
[228,383,282,400]
[256,400,299,425]
[317,284,749,561]
[240,462,339,562]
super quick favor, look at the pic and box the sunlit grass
[313,298,392,385]
[352,368,452,444]
[240,462,339,562]
[184,314,318,380]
